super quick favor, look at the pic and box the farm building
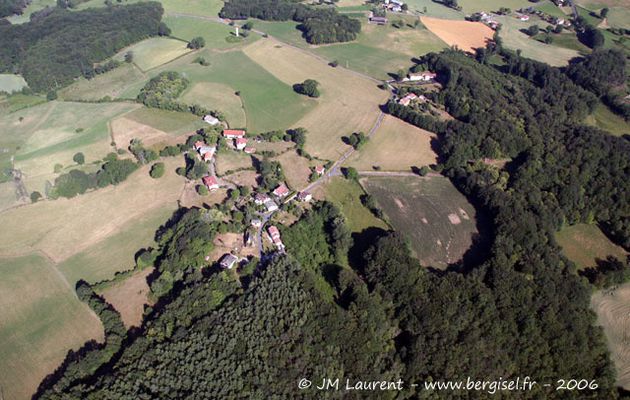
[223,129,246,139]
[264,199,279,212]
[297,192,312,202]
[244,147,256,154]
[368,11,388,25]
[398,93,418,106]
[315,165,325,175]
[267,225,285,251]
[202,175,220,191]
[406,71,437,82]
[203,114,220,125]
[235,137,248,150]
[219,253,239,269]
[273,183,290,198]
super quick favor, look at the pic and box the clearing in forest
[100,268,154,328]
[555,223,628,270]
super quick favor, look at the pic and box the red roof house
[268,225,280,240]
[235,137,248,150]
[202,175,220,191]
[315,165,325,175]
[223,129,246,139]
[273,183,290,198]
[244,147,256,154]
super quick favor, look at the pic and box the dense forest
[0,0,27,18]
[36,48,630,398]
[219,0,361,44]
[0,2,168,91]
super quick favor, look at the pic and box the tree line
[0,2,168,91]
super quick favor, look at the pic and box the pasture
[59,64,146,101]
[216,151,254,175]
[361,175,478,269]
[122,107,206,136]
[404,0,464,19]
[585,103,630,137]
[0,93,45,114]
[344,115,438,171]
[494,16,581,66]
[116,37,192,72]
[591,283,630,390]
[0,74,28,93]
[0,254,103,400]
[181,82,247,128]
[165,15,259,50]
[100,267,154,328]
[242,39,388,160]
[165,49,314,133]
[555,224,628,270]
[316,177,389,233]
[457,0,533,13]
[160,0,223,17]
[421,16,494,52]
[273,150,314,190]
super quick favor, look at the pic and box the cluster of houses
[383,0,405,13]
[223,129,256,154]
[517,7,570,27]
[470,11,500,30]
[398,92,428,107]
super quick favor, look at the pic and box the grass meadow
[0,254,104,400]
[115,37,192,72]
[362,175,478,269]
[556,223,628,270]
[345,115,438,171]
[181,82,247,128]
[242,39,388,160]
[59,63,146,101]
[585,103,630,137]
[165,15,259,50]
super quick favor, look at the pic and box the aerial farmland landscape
[0,0,629,398]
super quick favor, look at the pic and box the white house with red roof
[273,183,290,198]
[398,93,418,106]
[235,137,247,150]
[244,147,256,154]
[193,140,205,151]
[223,129,246,139]
[267,225,285,251]
[202,175,220,191]
[315,165,325,175]
[406,71,437,82]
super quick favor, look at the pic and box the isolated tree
[293,79,320,98]
[343,167,358,181]
[150,162,165,179]
[526,24,539,36]
[30,191,42,203]
[243,21,254,30]
[124,51,134,63]
[73,152,85,165]
[188,36,206,49]
[197,185,209,195]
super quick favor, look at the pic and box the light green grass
[556,224,628,270]
[165,15,260,50]
[495,15,580,66]
[0,254,103,400]
[362,175,478,269]
[57,206,173,284]
[576,5,603,26]
[59,63,146,101]
[74,0,143,10]
[181,82,247,128]
[534,1,569,18]
[323,177,389,233]
[0,74,28,93]
[160,0,223,17]
[547,32,592,53]
[116,37,192,72]
[124,107,206,135]
[0,93,46,114]
[5,0,55,24]
[606,7,630,29]
[585,103,630,137]
[457,0,533,13]
[404,0,464,19]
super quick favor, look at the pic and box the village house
[235,137,248,150]
[315,165,325,175]
[202,175,220,191]
[203,114,220,125]
[198,145,216,161]
[219,253,239,269]
[222,129,246,139]
[297,191,312,202]
[253,192,269,205]
[406,71,437,82]
[368,11,388,25]
[264,199,279,212]
[267,225,285,251]
[273,183,290,198]
[193,140,205,151]
[398,92,418,106]
[244,147,256,154]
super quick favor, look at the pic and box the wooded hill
[0,2,168,91]
[35,49,630,398]
[0,0,27,18]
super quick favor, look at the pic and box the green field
[57,206,174,285]
[556,224,628,270]
[0,254,103,400]
[0,93,45,114]
[404,0,464,19]
[116,37,192,72]
[0,74,28,93]
[534,1,569,18]
[495,15,580,66]
[322,177,389,233]
[181,82,247,128]
[59,63,146,101]
[585,103,630,137]
[362,175,479,269]
[165,15,259,50]
[123,106,206,135]
[546,32,592,53]
[5,0,55,24]
[160,0,223,17]
[457,0,533,13]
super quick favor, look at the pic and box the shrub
[30,191,42,203]
[188,36,206,49]
[73,152,85,165]
[293,79,320,98]
[150,162,165,179]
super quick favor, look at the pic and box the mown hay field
[421,16,494,52]
[0,254,104,400]
[181,82,247,128]
[59,63,146,101]
[100,267,154,329]
[345,115,438,171]
[115,37,192,72]
[242,38,388,160]
[555,223,628,270]
[165,15,259,50]
[362,175,478,269]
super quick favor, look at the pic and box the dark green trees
[293,79,320,97]
[187,36,205,49]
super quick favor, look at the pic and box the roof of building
[273,183,290,197]
[254,192,269,202]
[202,175,219,187]
[315,165,325,174]
[235,137,248,145]
[268,225,280,238]
[219,253,239,268]
[244,147,256,154]
[193,140,205,149]
[297,191,312,201]
[223,129,246,137]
